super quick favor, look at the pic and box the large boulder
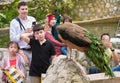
[43,55,90,83]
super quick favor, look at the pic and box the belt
[21,48,31,51]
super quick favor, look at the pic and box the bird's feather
[57,23,92,47]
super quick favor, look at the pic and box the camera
[32,21,36,27]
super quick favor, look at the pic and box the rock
[43,55,90,83]
[87,72,120,83]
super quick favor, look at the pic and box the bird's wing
[57,23,92,47]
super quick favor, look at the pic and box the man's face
[101,35,110,46]
[18,5,28,18]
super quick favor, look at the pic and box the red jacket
[45,31,65,56]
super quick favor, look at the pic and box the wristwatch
[111,48,115,52]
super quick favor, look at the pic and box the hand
[45,16,49,22]
[24,28,32,33]
[4,67,9,71]
[18,50,24,55]
[103,41,113,49]
[1,66,5,71]
[18,50,29,64]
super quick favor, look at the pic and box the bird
[56,23,114,77]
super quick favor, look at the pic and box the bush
[0,0,19,28]
[0,33,9,48]
[0,0,74,28]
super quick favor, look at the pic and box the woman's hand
[18,50,24,55]
[18,50,29,64]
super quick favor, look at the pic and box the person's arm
[20,32,32,44]
[45,31,65,46]
[111,49,120,64]
[10,19,21,42]
[1,55,9,71]
[1,56,5,71]
[56,14,61,24]
[51,55,56,60]
[108,42,120,64]
[18,50,29,64]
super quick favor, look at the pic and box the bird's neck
[78,47,89,52]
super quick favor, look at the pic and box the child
[1,41,29,82]
[20,24,56,83]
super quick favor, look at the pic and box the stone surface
[73,0,119,21]
[87,72,120,83]
[43,55,90,83]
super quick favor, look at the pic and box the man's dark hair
[63,16,72,23]
[101,33,110,40]
[33,24,44,33]
[18,1,27,9]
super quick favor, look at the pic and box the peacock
[56,23,114,77]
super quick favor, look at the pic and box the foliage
[28,0,74,24]
[0,0,75,28]
[0,13,6,28]
[0,0,19,28]
[0,33,9,48]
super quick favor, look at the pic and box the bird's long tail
[85,32,115,77]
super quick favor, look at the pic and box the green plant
[0,13,6,28]
[0,0,75,28]
[0,0,19,28]
[28,0,74,24]
[0,33,9,48]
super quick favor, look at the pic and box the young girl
[1,41,29,82]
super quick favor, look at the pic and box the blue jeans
[112,65,120,71]
[89,65,120,74]
[61,46,67,55]
[89,66,102,74]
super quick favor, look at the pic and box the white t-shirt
[10,16,36,49]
